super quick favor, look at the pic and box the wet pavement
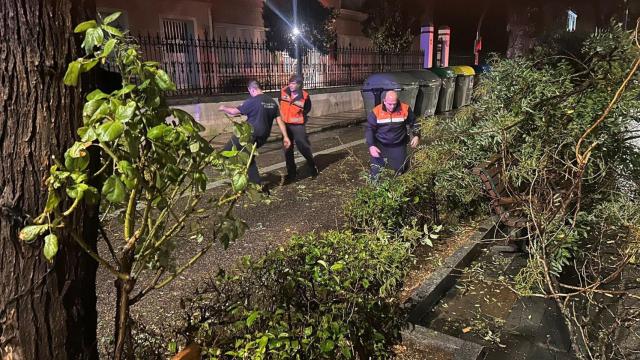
[420,248,574,360]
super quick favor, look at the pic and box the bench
[472,155,529,249]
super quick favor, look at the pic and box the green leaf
[167,341,177,354]
[82,27,104,54]
[74,20,98,33]
[330,262,344,272]
[101,25,123,37]
[154,69,176,91]
[221,149,238,158]
[66,183,89,199]
[44,192,60,213]
[102,38,117,58]
[97,120,124,142]
[77,126,98,142]
[64,144,90,171]
[147,124,169,140]
[118,160,137,189]
[43,234,59,261]
[19,225,49,242]
[63,61,82,86]
[172,108,196,125]
[89,101,110,123]
[118,160,134,176]
[246,311,260,327]
[102,175,127,203]
[422,237,433,247]
[83,99,106,123]
[189,141,200,153]
[102,12,121,25]
[317,260,328,268]
[115,101,136,122]
[80,58,99,72]
[320,340,335,353]
[86,89,109,101]
[67,141,91,158]
[117,84,136,96]
[231,173,248,192]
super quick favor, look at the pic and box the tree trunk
[0,1,98,359]
[506,1,537,58]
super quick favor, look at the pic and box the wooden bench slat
[474,155,529,236]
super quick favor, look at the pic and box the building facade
[95,0,372,46]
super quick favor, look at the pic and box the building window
[567,10,577,32]
[162,18,195,53]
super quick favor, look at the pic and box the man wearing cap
[219,80,280,187]
[366,90,420,179]
[277,75,318,181]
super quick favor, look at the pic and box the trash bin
[361,72,420,115]
[403,70,442,117]
[431,67,456,113]
[451,65,476,108]
[471,64,491,88]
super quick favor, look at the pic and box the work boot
[260,183,271,196]
[309,164,319,178]
[283,172,297,184]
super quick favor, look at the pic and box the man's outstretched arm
[218,105,242,116]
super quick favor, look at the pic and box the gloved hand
[369,145,381,158]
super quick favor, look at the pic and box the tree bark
[0,0,98,359]
[506,0,538,58]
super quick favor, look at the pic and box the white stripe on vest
[376,117,406,124]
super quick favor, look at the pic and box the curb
[400,217,499,360]
[404,218,498,325]
[401,324,485,360]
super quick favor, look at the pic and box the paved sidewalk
[209,109,366,147]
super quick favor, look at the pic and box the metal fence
[108,33,424,97]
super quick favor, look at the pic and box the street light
[292,0,302,78]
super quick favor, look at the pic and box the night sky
[432,0,509,63]
[421,0,638,64]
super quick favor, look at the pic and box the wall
[336,9,371,47]
[171,88,365,136]
[96,0,212,36]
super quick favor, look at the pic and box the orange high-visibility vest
[279,87,309,124]
[372,102,410,124]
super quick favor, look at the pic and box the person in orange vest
[276,75,318,181]
[365,90,420,179]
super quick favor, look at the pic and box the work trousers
[370,142,409,179]
[283,123,316,176]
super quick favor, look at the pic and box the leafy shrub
[183,230,412,359]
[344,111,486,236]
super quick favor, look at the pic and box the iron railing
[106,33,424,97]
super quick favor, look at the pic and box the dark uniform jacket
[365,102,418,146]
